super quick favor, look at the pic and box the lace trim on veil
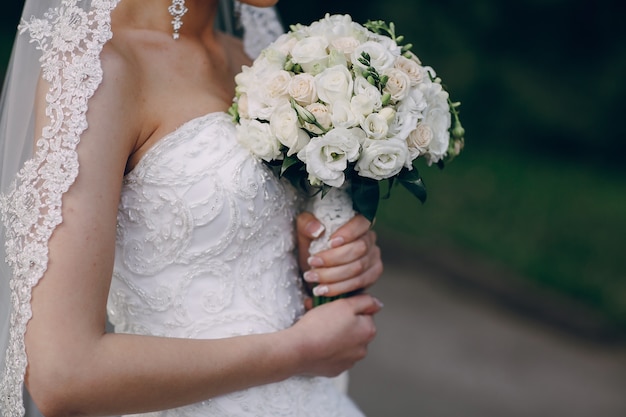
[0,1,120,415]
[0,1,284,416]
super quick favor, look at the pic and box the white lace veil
[0,1,283,416]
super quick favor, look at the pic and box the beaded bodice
[106,112,364,417]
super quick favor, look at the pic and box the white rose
[421,107,451,164]
[383,68,412,102]
[236,119,282,162]
[356,137,408,180]
[352,41,396,73]
[264,70,292,103]
[290,36,329,74]
[361,113,390,140]
[368,32,402,55]
[271,33,299,55]
[270,103,310,156]
[304,103,333,134]
[330,36,361,57]
[246,70,291,120]
[350,94,375,119]
[331,99,360,129]
[297,127,361,187]
[315,65,354,105]
[308,14,369,41]
[288,73,318,105]
[353,76,382,111]
[394,55,424,86]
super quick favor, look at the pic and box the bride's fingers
[305,255,383,297]
[309,230,377,268]
[329,215,372,246]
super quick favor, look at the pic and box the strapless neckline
[127,111,231,177]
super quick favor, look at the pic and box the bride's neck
[112,0,219,40]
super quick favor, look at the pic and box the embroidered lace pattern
[107,113,364,417]
[0,1,120,415]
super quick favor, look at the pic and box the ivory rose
[288,73,318,105]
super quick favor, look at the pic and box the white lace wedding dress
[106,112,364,417]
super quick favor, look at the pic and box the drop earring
[168,0,188,40]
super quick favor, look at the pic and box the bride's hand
[296,212,383,299]
[287,294,381,377]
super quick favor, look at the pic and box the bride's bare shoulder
[218,32,253,73]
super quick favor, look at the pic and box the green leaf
[280,155,301,177]
[351,176,380,222]
[383,177,395,200]
[398,168,427,203]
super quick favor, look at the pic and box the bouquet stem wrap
[306,183,355,306]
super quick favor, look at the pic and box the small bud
[380,75,389,88]
[284,60,294,72]
[452,124,465,139]
[381,93,392,106]
[293,63,303,73]
[291,99,317,124]
[396,35,404,43]
[367,75,376,86]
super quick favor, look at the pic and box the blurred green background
[2,0,625,330]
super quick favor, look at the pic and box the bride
[0,0,385,416]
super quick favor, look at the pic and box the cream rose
[383,68,412,102]
[315,65,354,104]
[288,73,318,105]
[356,138,408,180]
[394,55,424,86]
[406,124,433,161]
[236,119,281,162]
[270,103,310,156]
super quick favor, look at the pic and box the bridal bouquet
[229,14,464,302]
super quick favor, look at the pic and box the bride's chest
[115,113,298,265]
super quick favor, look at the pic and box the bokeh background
[1,1,626,416]
[274,0,626,333]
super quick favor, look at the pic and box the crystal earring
[168,0,188,40]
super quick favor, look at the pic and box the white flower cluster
[234,14,451,188]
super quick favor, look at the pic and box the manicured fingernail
[307,256,324,267]
[329,237,345,248]
[309,222,325,238]
[374,298,385,308]
[303,271,319,283]
[313,285,329,296]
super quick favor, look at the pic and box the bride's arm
[24,53,380,417]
